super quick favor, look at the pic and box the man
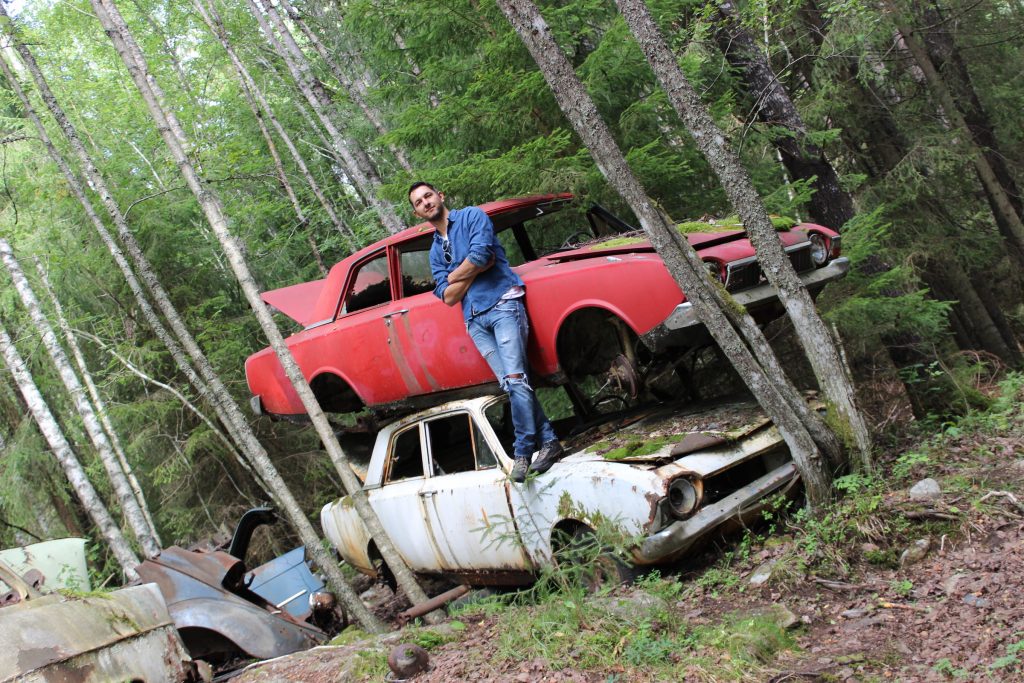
[410,181,562,483]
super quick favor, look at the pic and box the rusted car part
[396,585,471,625]
[0,560,195,682]
[322,394,803,586]
[0,537,90,591]
[224,506,341,627]
[136,545,328,661]
[388,643,430,678]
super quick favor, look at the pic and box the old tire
[553,524,637,592]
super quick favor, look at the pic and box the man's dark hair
[408,181,438,205]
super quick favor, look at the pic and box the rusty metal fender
[169,596,326,660]
[0,580,193,682]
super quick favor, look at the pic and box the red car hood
[262,279,327,327]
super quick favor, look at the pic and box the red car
[245,194,846,421]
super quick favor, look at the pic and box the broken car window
[484,399,515,458]
[343,253,391,314]
[427,412,497,475]
[397,235,435,298]
[386,426,424,483]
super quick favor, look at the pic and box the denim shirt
[430,206,523,321]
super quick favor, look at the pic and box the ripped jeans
[467,298,557,459]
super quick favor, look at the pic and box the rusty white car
[321,395,799,585]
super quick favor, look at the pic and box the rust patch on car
[671,432,728,456]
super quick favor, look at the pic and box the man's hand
[442,279,472,305]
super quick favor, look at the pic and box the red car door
[387,235,494,395]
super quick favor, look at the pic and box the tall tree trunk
[616,0,873,467]
[714,1,855,230]
[189,1,328,276]
[0,317,140,579]
[247,0,406,234]
[919,2,1024,262]
[192,0,355,243]
[34,258,162,544]
[496,0,834,507]
[1,239,161,557]
[934,256,1019,365]
[3,26,388,621]
[92,0,430,625]
[0,41,276,502]
[276,0,414,172]
[882,0,1024,259]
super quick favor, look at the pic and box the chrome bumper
[633,462,798,564]
[662,257,850,331]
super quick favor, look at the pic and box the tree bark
[1,239,161,558]
[0,317,141,579]
[882,0,1024,259]
[192,0,355,243]
[0,29,282,516]
[247,0,406,234]
[189,0,328,276]
[714,1,855,230]
[92,0,430,626]
[919,2,1024,262]
[34,258,162,544]
[277,0,414,172]
[935,256,1019,365]
[616,0,872,468]
[495,0,834,507]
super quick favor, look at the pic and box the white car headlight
[668,478,699,518]
[809,234,829,267]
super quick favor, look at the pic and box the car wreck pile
[0,510,342,681]
[246,194,846,589]
[1,195,847,681]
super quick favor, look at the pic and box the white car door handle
[419,490,436,498]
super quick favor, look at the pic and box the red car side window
[342,253,391,315]
[397,235,435,298]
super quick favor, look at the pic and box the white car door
[418,411,532,571]
[367,423,449,572]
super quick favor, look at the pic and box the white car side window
[386,426,424,483]
[426,413,497,475]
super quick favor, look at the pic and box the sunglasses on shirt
[442,238,453,265]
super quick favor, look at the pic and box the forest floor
[232,375,1024,683]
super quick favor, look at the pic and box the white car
[321,395,800,585]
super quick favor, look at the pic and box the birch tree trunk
[0,28,280,497]
[614,0,872,468]
[0,317,141,580]
[192,0,355,243]
[247,0,406,234]
[193,1,328,276]
[714,1,855,230]
[1,239,161,557]
[1,19,393,625]
[495,0,834,507]
[92,0,430,624]
[34,258,162,544]
[276,0,414,172]
[882,0,1024,258]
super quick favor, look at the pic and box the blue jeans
[467,298,557,459]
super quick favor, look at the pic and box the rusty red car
[245,194,847,421]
